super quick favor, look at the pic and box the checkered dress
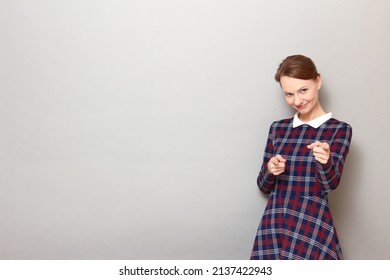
[251,117,352,260]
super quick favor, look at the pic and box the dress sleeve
[316,123,352,192]
[257,123,277,194]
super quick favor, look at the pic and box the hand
[267,155,286,176]
[307,141,330,164]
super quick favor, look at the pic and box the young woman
[251,55,352,260]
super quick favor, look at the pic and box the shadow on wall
[328,139,362,259]
[319,84,332,112]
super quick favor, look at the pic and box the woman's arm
[312,123,353,192]
[257,123,278,194]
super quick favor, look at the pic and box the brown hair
[274,55,319,82]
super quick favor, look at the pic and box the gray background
[1,0,389,259]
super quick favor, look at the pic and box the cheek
[284,97,294,106]
[307,91,318,102]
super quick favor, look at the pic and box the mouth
[296,103,307,111]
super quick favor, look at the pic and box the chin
[298,106,311,114]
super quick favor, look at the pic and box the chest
[273,125,336,157]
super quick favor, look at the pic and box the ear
[316,75,322,90]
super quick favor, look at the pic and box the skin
[267,75,331,176]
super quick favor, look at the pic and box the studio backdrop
[1,0,389,259]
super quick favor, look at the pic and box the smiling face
[280,75,324,122]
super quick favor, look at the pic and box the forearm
[314,123,352,192]
[315,156,341,191]
[257,165,276,194]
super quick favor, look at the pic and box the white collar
[293,112,333,128]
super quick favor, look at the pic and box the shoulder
[270,117,293,128]
[325,118,353,140]
[326,118,352,131]
[266,118,293,136]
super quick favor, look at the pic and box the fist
[268,155,286,176]
[307,141,330,164]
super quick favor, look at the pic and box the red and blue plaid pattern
[251,117,352,260]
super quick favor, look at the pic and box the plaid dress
[251,117,352,260]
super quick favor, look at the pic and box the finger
[273,166,285,175]
[273,170,284,176]
[272,164,285,172]
[269,163,285,175]
[314,157,324,164]
[314,156,328,164]
[314,151,330,161]
[270,158,279,165]
[307,141,321,149]
[275,155,286,163]
[321,142,330,151]
[276,163,285,171]
[314,153,328,161]
[313,149,328,158]
[313,147,326,154]
[269,157,279,167]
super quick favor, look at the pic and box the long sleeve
[257,123,277,194]
[316,122,352,192]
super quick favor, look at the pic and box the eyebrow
[283,86,308,94]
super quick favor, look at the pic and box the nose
[294,95,302,106]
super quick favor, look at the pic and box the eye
[284,92,294,97]
[300,88,308,94]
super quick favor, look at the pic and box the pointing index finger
[307,141,320,149]
[275,155,286,163]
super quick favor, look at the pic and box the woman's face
[280,75,322,117]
